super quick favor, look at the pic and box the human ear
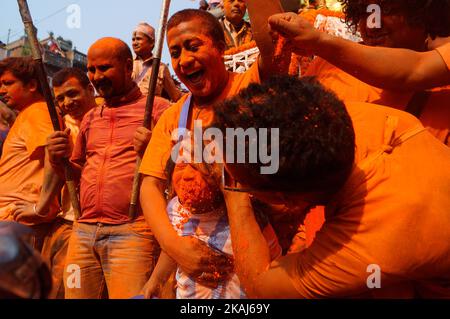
[28,79,40,93]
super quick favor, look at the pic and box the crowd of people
[0,0,449,299]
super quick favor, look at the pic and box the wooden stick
[17,0,81,220]
[129,0,172,219]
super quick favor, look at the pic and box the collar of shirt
[223,18,248,37]
[135,55,154,66]
[104,84,143,107]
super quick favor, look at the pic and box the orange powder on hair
[173,165,222,214]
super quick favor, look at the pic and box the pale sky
[0,0,199,65]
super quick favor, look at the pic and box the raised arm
[313,34,450,91]
[268,13,450,90]
[246,0,286,79]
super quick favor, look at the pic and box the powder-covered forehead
[167,9,226,48]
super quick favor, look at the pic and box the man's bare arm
[223,191,302,298]
[13,148,66,223]
[268,13,450,90]
[38,148,66,217]
[140,176,175,250]
[140,176,234,280]
[247,0,287,79]
[315,34,450,91]
[142,250,177,299]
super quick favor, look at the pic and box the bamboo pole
[129,0,172,219]
[17,0,81,220]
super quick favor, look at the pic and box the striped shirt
[167,197,282,299]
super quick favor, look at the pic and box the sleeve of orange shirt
[436,42,450,72]
[140,64,261,181]
[303,57,383,104]
[139,96,186,180]
[152,96,171,124]
[19,103,54,161]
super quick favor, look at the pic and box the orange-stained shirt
[419,86,450,145]
[305,57,450,146]
[304,57,412,109]
[0,102,59,222]
[288,101,450,298]
[72,88,170,224]
[139,62,260,180]
[436,42,450,71]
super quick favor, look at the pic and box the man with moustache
[278,0,450,145]
[47,38,169,299]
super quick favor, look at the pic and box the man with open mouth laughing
[139,3,289,292]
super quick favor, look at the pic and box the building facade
[2,33,87,77]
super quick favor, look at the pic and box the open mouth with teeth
[185,70,205,85]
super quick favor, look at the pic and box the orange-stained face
[223,0,247,25]
[0,71,38,111]
[132,32,155,58]
[53,77,95,121]
[172,162,222,213]
[167,19,228,104]
[87,44,133,99]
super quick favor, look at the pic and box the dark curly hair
[0,57,43,95]
[340,0,450,39]
[212,75,356,195]
[167,9,226,50]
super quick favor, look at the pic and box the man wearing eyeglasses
[213,75,450,298]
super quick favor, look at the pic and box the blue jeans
[64,219,160,299]
[41,218,73,299]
